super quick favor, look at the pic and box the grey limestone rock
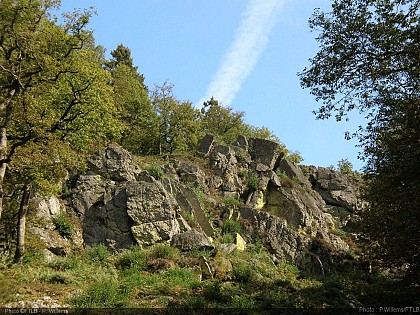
[87,143,137,181]
[249,138,284,170]
[309,167,361,212]
[171,229,214,251]
[126,178,181,247]
[197,134,215,156]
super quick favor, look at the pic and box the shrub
[222,220,241,235]
[145,162,163,180]
[114,247,147,271]
[233,262,253,283]
[85,244,110,264]
[247,173,259,191]
[149,243,178,260]
[223,197,241,207]
[53,211,73,239]
[219,233,234,244]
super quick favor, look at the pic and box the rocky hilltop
[30,135,363,276]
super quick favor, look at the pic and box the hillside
[1,135,418,310]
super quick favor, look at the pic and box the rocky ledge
[32,135,364,275]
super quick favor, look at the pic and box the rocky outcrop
[308,166,360,212]
[59,137,361,274]
[239,206,301,261]
[29,195,83,258]
[72,174,135,250]
[87,143,138,181]
[126,176,184,246]
[308,166,363,229]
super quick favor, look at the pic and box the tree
[152,82,201,154]
[299,0,419,281]
[107,45,159,155]
[0,0,119,261]
[105,44,135,70]
[200,97,248,144]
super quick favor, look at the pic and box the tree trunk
[13,184,31,264]
[0,127,7,221]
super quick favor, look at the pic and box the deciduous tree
[298,0,419,281]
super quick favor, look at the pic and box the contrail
[197,0,285,108]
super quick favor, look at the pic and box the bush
[223,197,241,207]
[219,233,234,244]
[247,173,259,191]
[114,247,147,271]
[222,220,241,235]
[53,211,73,239]
[233,262,254,283]
[145,162,163,180]
[85,244,110,264]
[149,243,178,260]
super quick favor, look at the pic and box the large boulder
[197,134,215,156]
[170,230,213,251]
[72,175,135,250]
[278,159,311,187]
[87,143,137,181]
[248,138,284,171]
[265,182,333,233]
[126,175,182,247]
[309,167,361,212]
[239,207,302,261]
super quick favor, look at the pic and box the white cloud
[197,0,285,108]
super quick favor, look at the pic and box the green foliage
[144,162,163,180]
[287,151,304,164]
[40,272,71,284]
[219,233,234,244]
[106,44,134,69]
[149,243,178,260]
[114,246,147,271]
[21,249,47,265]
[222,197,241,207]
[48,256,81,272]
[200,97,246,144]
[337,158,354,175]
[152,82,201,154]
[222,220,241,235]
[233,262,254,283]
[71,278,129,308]
[108,45,159,155]
[85,244,110,264]
[299,0,420,281]
[247,173,259,191]
[52,211,74,239]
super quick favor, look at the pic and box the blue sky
[59,0,365,170]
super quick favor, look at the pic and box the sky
[59,0,365,170]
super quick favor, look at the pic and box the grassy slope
[1,242,418,309]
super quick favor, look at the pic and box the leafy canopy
[299,0,420,282]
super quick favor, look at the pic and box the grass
[144,162,164,180]
[52,211,74,239]
[1,241,418,309]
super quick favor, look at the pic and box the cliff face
[35,136,364,274]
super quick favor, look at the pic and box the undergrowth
[1,242,418,309]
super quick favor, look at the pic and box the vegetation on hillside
[0,0,418,309]
[299,0,420,284]
[1,243,417,309]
